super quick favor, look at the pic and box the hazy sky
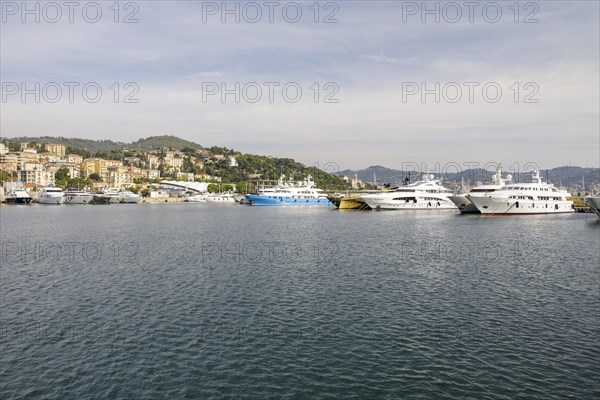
[1,1,599,170]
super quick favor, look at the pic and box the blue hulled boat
[245,175,332,206]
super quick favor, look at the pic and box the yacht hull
[65,194,94,204]
[37,195,65,205]
[245,195,331,206]
[448,194,479,213]
[121,196,140,204]
[361,195,456,210]
[5,197,32,204]
[339,195,371,210]
[92,195,123,204]
[470,196,574,216]
[585,196,600,218]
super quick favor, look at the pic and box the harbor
[3,169,598,218]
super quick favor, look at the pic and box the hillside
[2,135,349,189]
[128,136,203,150]
[5,135,203,152]
[6,136,125,153]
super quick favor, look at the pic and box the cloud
[1,1,598,169]
[360,53,420,65]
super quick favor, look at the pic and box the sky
[1,0,599,171]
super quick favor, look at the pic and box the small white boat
[64,189,94,204]
[186,194,207,203]
[37,187,65,204]
[205,192,239,203]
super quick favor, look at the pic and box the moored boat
[204,192,240,203]
[4,189,32,204]
[361,174,455,210]
[186,194,208,203]
[339,194,371,210]
[469,169,574,216]
[584,196,600,219]
[120,190,141,204]
[93,189,123,204]
[37,187,65,204]
[245,175,331,206]
[64,189,94,204]
[448,167,512,214]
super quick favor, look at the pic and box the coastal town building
[66,154,83,164]
[46,143,66,157]
[81,158,108,180]
[19,162,54,186]
[0,153,19,173]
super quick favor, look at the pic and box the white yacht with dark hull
[449,168,512,214]
[37,187,65,204]
[584,196,600,219]
[469,170,574,216]
[4,189,33,204]
[361,174,456,210]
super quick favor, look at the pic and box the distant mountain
[338,165,600,189]
[5,135,203,152]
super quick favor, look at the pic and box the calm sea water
[1,203,599,399]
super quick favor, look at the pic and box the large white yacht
[584,196,600,219]
[37,187,65,204]
[64,189,94,204]
[469,169,574,216]
[449,167,512,214]
[360,174,456,210]
[119,190,141,204]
